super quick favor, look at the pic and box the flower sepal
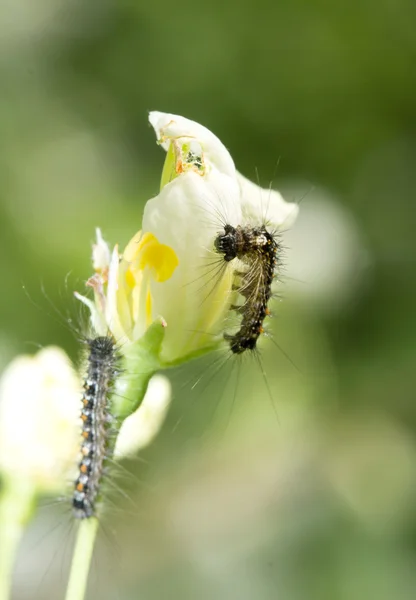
[112,318,167,420]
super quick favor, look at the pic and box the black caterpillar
[72,336,120,519]
[214,224,280,354]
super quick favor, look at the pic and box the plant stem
[65,517,99,600]
[0,480,35,600]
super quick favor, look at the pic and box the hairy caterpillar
[214,223,281,354]
[73,335,121,519]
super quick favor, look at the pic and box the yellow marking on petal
[146,289,152,327]
[119,230,177,337]
[125,267,136,289]
[136,233,179,283]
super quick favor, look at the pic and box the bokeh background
[1,0,416,598]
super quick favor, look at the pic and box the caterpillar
[167,219,284,435]
[72,335,121,519]
[214,223,281,355]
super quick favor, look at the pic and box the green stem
[0,479,35,600]
[65,517,99,600]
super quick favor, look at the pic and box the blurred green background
[1,0,416,598]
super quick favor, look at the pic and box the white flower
[0,348,172,494]
[76,112,299,365]
[0,347,80,493]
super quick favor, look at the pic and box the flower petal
[104,245,129,341]
[149,111,236,180]
[74,291,107,336]
[236,172,299,230]
[92,227,111,275]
